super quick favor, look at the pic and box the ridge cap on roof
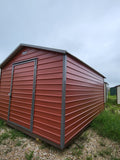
[20,43,67,54]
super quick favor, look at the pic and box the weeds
[106,94,120,107]
[91,109,120,143]
[39,141,51,149]
[98,148,112,157]
[0,119,6,128]
[9,129,26,140]
[0,132,10,144]
[4,148,12,155]
[86,155,93,160]
[15,140,22,146]
[79,131,88,142]
[111,157,120,160]
[22,143,27,149]
[72,146,82,157]
[25,150,34,160]
[91,94,120,143]
[71,131,88,158]
[99,140,105,146]
[0,125,26,144]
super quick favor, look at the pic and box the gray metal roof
[0,43,105,78]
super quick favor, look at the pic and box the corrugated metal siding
[0,48,37,121]
[0,66,11,120]
[33,53,63,145]
[0,45,105,148]
[0,47,63,145]
[9,61,34,129]
[65,55,104,144]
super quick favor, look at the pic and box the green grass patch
[0,129,26,144]
[0,119,6,128]
[0,132,10,144]
[15,140,22,146]
[0,119,27,144]
[91,94,120,143]
[72,146,82,157]
[99,140,105,147]
[111,157,120,160]
[106,93,120,107]
[98,148,112,157]
[25,150,34,160]
[4,148,12,155]
[9,129,26,140]
[86,155,93,160]
[91,108,120,143]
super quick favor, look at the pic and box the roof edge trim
[66,51,105,78]
[0,43,105,78]
[0,43,67,68]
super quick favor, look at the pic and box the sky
[0,0,120,87]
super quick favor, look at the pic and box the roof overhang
[0,43,67,69]
[0,43,105,78]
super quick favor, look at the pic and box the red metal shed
[0,44,105,149]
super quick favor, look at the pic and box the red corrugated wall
[0,46,104,148]
[0,65,11,120]
[65,55,104,144]
[9,61,34,129]
[0,47,63,145]
[33,51,63,145]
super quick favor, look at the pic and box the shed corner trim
[60,54,67,149]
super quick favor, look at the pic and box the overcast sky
[0,0,120,87]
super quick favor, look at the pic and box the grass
[71,131,88,158]
[9,129,26,140]
[111,158,120,160]
[99,140,105,146]
[98,148,112,157]
[91,94,120,143]
[86,155,93,160]
[106,93,120,107]
[72,146,82,157]
[0,119,6,128]
[25,150,34,160]
[106,94,117,105]
[0,132,10,144]
[15,140,22,146]
[0,119,26,144]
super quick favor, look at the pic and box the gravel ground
[0,125,120,160]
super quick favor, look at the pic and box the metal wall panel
[9,61,34,129]
[0,47,63,146]
[65,55,104,144]
[0,44,104,148]
[0,67,11,120]
[33,53,63,145]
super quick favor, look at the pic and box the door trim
[8,58,37,132]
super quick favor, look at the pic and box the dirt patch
[0,126,120,160]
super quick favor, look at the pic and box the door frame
[8,58,37,132]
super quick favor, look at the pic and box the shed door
[8,59,37,130]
